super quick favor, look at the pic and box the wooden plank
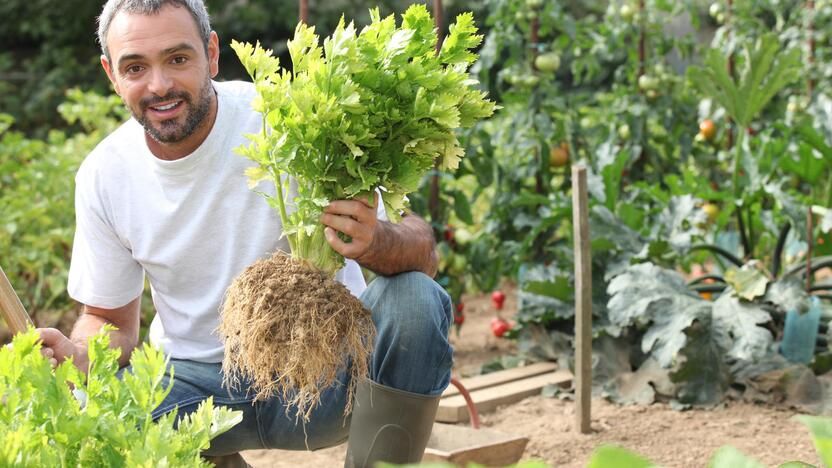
[572,164,592,434]
[0,266,33,335]
[442,362,557,398]
[436,371,572,423]
[424,423,529,466]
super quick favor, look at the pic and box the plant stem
[263,114,295,253]
[735,204,751,260]
[825,173,832,207]
[746,203,755,256]
[732,127,750,258]
[808,0,816,97]
[271,167,295,253]
[689,244,744,267]
[731,121,745,200]
[808,205,814,291]
[772,221,792,278]
[295,222,342,275]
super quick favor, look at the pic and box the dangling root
[218,251,375,421]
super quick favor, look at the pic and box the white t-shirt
[68,80,367,363]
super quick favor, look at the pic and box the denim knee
[360,271,453,396]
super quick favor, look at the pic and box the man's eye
[171,56,188,65]
[125,65,144,74]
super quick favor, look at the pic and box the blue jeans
[140,272,453,456]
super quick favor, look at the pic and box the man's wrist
[355,221,392,275]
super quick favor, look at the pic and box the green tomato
[715,12,725,24]
[709,2,722,18]
[526,0,544,9]
[516,75,540,87]
[450,253,467,276]
[620,4,635,20]
[618,124,631,140]
[638,74,659,91]
[534,53,561,73]
[454,228,473,246]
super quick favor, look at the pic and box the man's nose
[147,68,174,97]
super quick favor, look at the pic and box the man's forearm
[356,214,438,277]
[70,307,139,368]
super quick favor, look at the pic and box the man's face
[101,4,219,149]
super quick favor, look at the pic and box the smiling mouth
[149,101,183,113]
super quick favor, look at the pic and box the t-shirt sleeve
[67,166,144,309]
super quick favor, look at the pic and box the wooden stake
[0,266,34,335]
[571,164,592,434]
[299,0,308,25]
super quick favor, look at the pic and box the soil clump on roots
[218,252,375,421]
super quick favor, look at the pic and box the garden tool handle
[0,266,34,335]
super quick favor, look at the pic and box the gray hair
[97,0,212,62]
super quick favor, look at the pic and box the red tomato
[444,224,454,243]
[491,317,511,337]
[491,290,506,310]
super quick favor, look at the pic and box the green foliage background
[0,0,485,136]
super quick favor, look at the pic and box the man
[36,1,453,466]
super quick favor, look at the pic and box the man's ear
[101,54,121,96]
[208,31,219,78]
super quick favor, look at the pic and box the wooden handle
[0,266,33,335]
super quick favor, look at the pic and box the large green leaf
[794,415,832,467]
[670,316,731,406]
[724,265,770,301]
[688,34,801,127]
[524,276,572,302]
[780,142,828,184]
[766,276,811,314]
[607,263,715,369]
[710,292,773,362]
[654,194,706,252]
[796,124,832,163]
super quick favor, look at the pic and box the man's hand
[320,193,437,277]
[319,193,378,260]
[36,328,88,373]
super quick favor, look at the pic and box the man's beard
[132,77,214,144]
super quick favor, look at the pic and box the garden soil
[241,284,821,467]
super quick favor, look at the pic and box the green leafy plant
[0,328,241,466]
[688,33,801,209]
[232,4,495,274]
[0,89,127,323]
